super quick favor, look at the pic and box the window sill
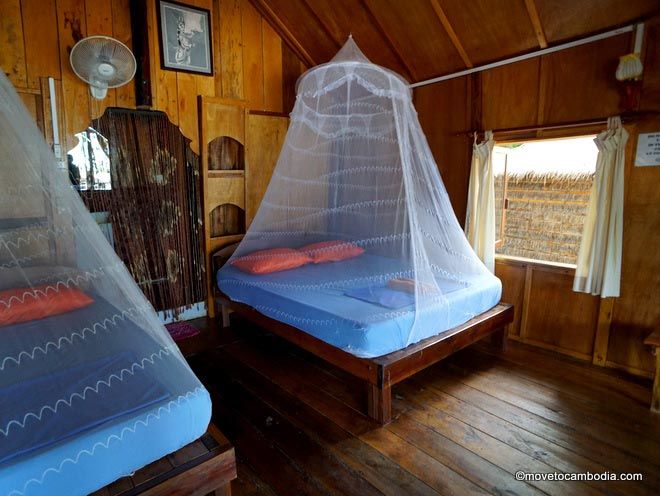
[495,254,576,274]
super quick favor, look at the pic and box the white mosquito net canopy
[218,39,502,358]
[0,72,210,496]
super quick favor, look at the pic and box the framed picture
[157,0,213,75]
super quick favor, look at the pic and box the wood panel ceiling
[250,0,659,83]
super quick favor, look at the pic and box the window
[67,128,111,191]
[493,136,598,265]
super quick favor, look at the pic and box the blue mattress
[218,253,501,357]
[0,297,211,496]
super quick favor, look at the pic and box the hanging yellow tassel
[615,53,643,81]
[616,23,645,82]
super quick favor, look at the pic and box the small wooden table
[644,331,660,413]
[91,424,237,496]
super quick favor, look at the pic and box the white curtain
[465,131,495,272]
[573,117,628,297]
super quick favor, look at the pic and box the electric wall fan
[70,35,137,99]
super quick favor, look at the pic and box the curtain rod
[458,111,660,137]
[410,24,635,89]
[458,118,609,137]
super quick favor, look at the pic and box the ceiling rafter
[524,0,548,48]
[359,0,416,82]
[248,0,317,67]
[428,0,472,68]
[299,0,343,50]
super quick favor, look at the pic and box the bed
[216,250,513,424]
[0,69,213,496]
[0,296,211,496]
[218,253,502,357]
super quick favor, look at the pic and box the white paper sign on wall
[635,132,660,167]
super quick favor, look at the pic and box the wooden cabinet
[199,97,287,316]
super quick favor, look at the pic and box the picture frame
[157,0,213,76]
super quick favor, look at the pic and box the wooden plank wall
[0,0,306,156]
[415,18,660,378]
[244,112,288,226]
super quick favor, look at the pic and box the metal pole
[411,25,635,88]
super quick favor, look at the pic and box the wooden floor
[187,317,660,496]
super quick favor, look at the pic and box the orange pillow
[300,241,365,264]
[230,248,312,274]
[0,285,94,327]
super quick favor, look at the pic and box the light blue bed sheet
[218,254,501,358]
[0,297,212,496]
[1,388,210,496]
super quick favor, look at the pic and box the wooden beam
[518,265,533,340]
[652,353,660,413]
[643,331,660,411]
[428,0,472,68]
[300,0,342,49]
[248,0,316,67]
[360,0,415,82]
[367,383,392,424]
[592,297,614,366]
[524,0,548,48]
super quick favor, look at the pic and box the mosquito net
[0,72,210,496]
[217,39,502,358]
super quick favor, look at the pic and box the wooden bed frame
[216,291,513,424]
[90,424,236,496]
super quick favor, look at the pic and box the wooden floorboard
[417,367,660,490]
[187,319,660,496]
[230,457,278,496]
[449,348,660,438]
[394,382,652,496]
[434,360,660,474]
[192,348,442,495]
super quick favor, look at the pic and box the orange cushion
[230,248,312,274]
[0,284,94,327]
[300,240,365,264]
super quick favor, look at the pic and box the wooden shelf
[208,170,245,179]
[208,235,244,254]
[209,204,245,238]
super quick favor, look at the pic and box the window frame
[492,147,508,249]
[492,134,598,268]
